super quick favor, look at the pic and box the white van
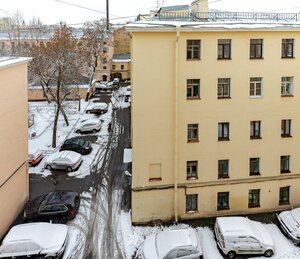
[214,217,274,258]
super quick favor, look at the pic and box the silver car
[75,119,102,133]
[44,151,82,172]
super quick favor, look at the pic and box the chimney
[191,0,208,19]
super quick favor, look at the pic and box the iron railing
[153,11,300,22]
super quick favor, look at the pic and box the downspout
[174,25,180,222]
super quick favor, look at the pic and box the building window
[187,79,200,99]
[281,77,293,96]
[103,66,107,70]
[250,121,261,139]
[112,64,116,70]
[121,65,124,70]
[217,78,230,98]
[218,39,231,59]
[186,161,198,180]
[187,40,201,60]
[187,124,198,142]
[218,160,229,179]
[282,39,294,58]
[281,119,292,137]
[250,158,260,176]
[248,189,260,208]
[186,194,198,212]
[279,186,290,205]
[218,122,229,141]
[103,46,108,53]
[250,77,262,97]
[250,39,263,59]
[281,155,290,173]
[217,192,229,210]
[103,58,107,64]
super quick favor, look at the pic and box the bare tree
[78,19,113,100]
[29,23,82,148]
[27,17,49,43]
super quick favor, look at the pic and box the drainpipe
[174,25,180,222]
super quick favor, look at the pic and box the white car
[139,228,202,259]
[278,207,300,244]
[75,119,102,133]
[0,222,68,258]
[44,151,82,172]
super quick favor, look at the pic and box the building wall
[113,27,131,54]
[111,61,131,80]
[0,60,29,237]
[131,29,300,223]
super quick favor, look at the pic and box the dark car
[23,190,80,224]
[60,137,92,155]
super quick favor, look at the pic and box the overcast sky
[1,0,300,25]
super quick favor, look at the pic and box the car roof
[91,103,107,108]
[80,119,101,125]
[0,223,68,251]
[156,228,199,258]
[47,151,81,162]
[44,191,79,206]
[216,217,257,237]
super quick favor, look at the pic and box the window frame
[248,189,260,208]
[187,124,199,142]
[279,186,290,205]
[250,157,260,176]
[282,39,294,58]
[218,159,229,179]
[218,122,230,141]
[218,39,231,60]
[186,161,198,180]
[281,77,294,97]
[187,40,201,60]
[217,192,230,210]
[187,79,200,99]
[250,39,263,59]
[186,194,198,213]
[217,78,231,98]
[280,155,290,173]
[250,121,261,139]
[250,77,262,97]
[281,119,292,137]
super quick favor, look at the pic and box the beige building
[111,53,131,80]
[0,57,30,237]
[127,14,300,223]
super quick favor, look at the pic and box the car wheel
[46,165,52,170]
[227,251,236,259]
[92,129,97,133]
[264,249,273,257]
[76,129,81,134]
[58,217,68,224]
[66,166,72,172]
[86,110,91,114]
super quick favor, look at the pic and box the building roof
[158,5,190,13]
[112,53,131,62]
[0,57,31,70]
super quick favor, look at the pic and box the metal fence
[154,11,300,22]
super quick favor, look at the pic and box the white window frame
[250,77,262,98]
[281,77,294,96]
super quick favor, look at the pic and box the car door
[248,237,263,254]
[55,158,67,169]
[237,236,251,254]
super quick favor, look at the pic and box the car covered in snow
[86,103,108,114]
[60,137,92,155]
[214,216,274,258]
[277,207,300,244]
[139,228,202,259]
[0,222,68,258]
[44,150,82,172]
[75,119,102,134]
[24,190,80,224]
[28,148,44,167]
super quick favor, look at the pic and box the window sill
[281,134,292,138]
[250,136,262,140]
[217,58,232,60]
[281,95,294,98]
[149,177,162,182]
[279,201,290,205]
[186,58,201,61]
[249,96,262,99]
[218,176,229,179]
[187,140,199,143]
[218,138,230,141]
[250,172,261,176]
[186,210,198,214]
[187,97,201,100]
[187,177,198,180]
[218,96,231,99]
[281,170,291,174]
[281,56,295,59]
[217,207,230,211]
[250,57,264,60]
[248,204,260,208]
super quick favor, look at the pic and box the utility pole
[106,0,109,30]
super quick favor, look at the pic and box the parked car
[113,77,120,85]
[75,119,102,134]
[0,222,68,259]
[95,82,108,91]
[139,228,202,259]
[44,150,82,172]
[28,148,44,167]
[24,190,80,223]
[60,137,92,155]
[86,103,108,114]
[277,207,300,244]
[214,217,274,258]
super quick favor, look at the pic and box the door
[248,237,263,254]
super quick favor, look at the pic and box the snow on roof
[0,57,31,70]
[216,217,256,236]
[112,59,131,63]
[158,5,189,13]
[125,20,300,32]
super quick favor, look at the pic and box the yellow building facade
[0,57,30,237]
[128,22,300,223]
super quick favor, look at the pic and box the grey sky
[1,0,300,25]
